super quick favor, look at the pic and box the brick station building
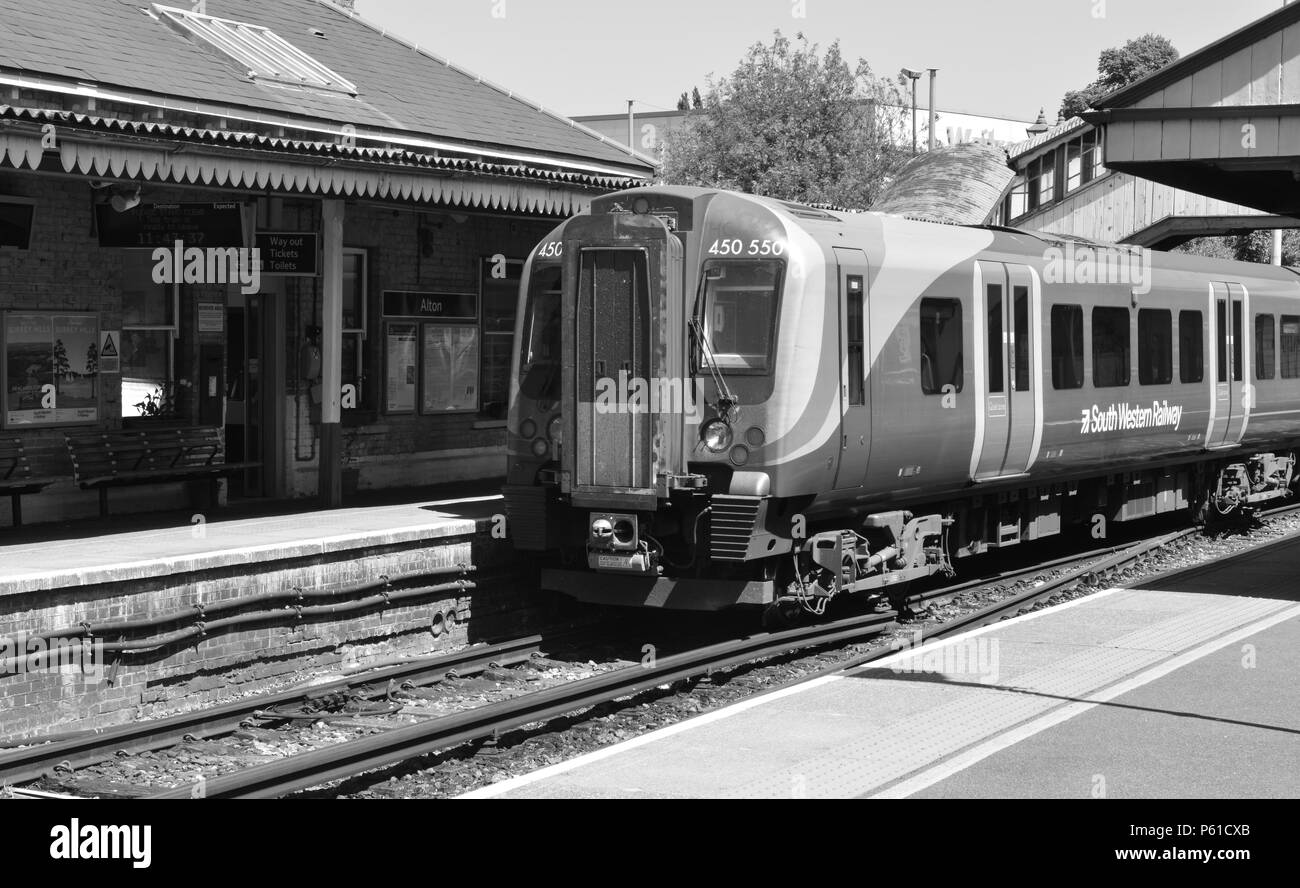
[0,0,653,525]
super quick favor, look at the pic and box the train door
[832,247,870,489]
[974,261,1039,479]
[574,249,652,492]
[1207,281,1250,447]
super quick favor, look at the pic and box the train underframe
[515,449,1296,619]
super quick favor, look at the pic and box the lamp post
[901,68,922,155]
[927,68,938,151]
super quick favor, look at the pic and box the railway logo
[1080,400,1183,434]
[1042,241,1152,296]
[0,633,106,679]
[889,630,1000,684]
[594,371,702,419]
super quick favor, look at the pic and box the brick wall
[0,527,549,741]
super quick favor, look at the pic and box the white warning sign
[99,330,120,374]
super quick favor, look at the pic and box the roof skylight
[153,4,357,95]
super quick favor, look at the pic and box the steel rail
[0,635,545,787]
[145,612,897,798]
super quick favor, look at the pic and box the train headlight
[547,415,562,445]
[701,419,732,453]
[531,438,549,458]
[520,418,537,439]
[729,445,749,466]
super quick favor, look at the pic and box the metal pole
[927,68,938,151]
[319,199,344,507]
[1274,228,1283,265]
[911,80,918,155]
[627,100,634,153]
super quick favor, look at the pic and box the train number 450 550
[707,238,785,256]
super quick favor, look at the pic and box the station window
[121,250,178,417]
[1282,316,1300,379]
[341,249,367,409]
[1179,310,1204,383]
[1065,140,1083,193]
[919,297,963,394]
[1137,309,1172,385]
[1050,304,1084,389]
[1092,306,1130,387]
[1256,314,1276,380]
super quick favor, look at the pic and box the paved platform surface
[466,536,1300,799]
[0,491,503,595]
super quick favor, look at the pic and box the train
[503,184,1299,622]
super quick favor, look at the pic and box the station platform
[0,485,503,596]
[466,535,1300,799]
[0,483,513,740]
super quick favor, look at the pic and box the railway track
[6,502,1296,799]
[0,635,544,787]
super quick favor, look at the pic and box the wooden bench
[0,437,68,527]
[65,426,259,517]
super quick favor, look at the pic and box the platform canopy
[1084,3,1300,218]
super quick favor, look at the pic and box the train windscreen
[519,266,561,402]
[697,260,782,374]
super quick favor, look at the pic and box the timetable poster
[384,323,417,413]
[3,312,99,426]
[422,323,479,413]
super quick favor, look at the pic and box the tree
[675,87,704,112]
[661,32,910,209]
[1060,34,1178,119]
[85,341,98,376]
[51,338,69,394]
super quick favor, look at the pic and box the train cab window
[986,284,1004,393]
[919,297,963,394]
[1281,316,1300,378]
[1050,304,1084,389]
[1137,309,1172,385]
[1179,310,1204,383]
[1256,314,1276,380]
[517,266,562,401]
[698,260,782,374]
[1092,306,1130,387]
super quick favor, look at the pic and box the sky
[353,0,1287,122]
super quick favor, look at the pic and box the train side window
[1232,301,1244,382]
[1281,315,1300,378]
[1179,310,1203,383]
[847,278,864,405]
[1050,304,1084,389]
[1256,314,1276,380]
[986,284,1003,394]
[919,297,963,394]
[1013,285,1030,391]
[1092,306,1130,387]
[1216,300,1227,382]
[1137,308,1172,385]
